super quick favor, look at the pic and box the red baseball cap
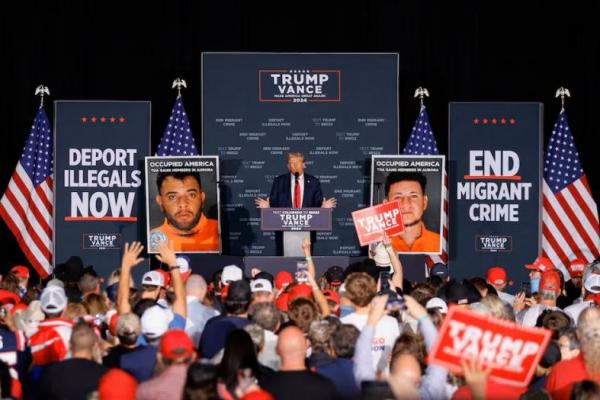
[486,266,507,286]
[275,292,290,312]
[220,284,229,300]
[10,265,29,279]
[274,271,294,290]
[108,312,119,337]
[525,256,555,272]
[11,303,28,314]
[0,289,20,307]
[288,283,313,302]
[159,329,195,362]
[567,258,586,278]
[540,270,561,293]
[323,289,340,305]
[241,390,274,400]
[154,269,171,288]
[98,369,137,400]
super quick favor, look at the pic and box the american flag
[0,108,53,277]
[156,95,198,156]
[402,107,448,264]
[542,110,600,274]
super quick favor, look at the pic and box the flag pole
[34,85,50,109]
[555,86,570,112]
[414,87,429,111]
[172,78,187,98]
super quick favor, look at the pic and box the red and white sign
[428,306,551,387]
[351,201,404,246]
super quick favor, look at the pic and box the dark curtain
[2,0,599,272]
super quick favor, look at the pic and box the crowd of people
[1,237,600,399]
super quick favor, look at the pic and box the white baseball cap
[585,274,600,294]
[40,286,68,314]
[221,265,243,285]
[426,297,448,314]
[250,278,273,293]
[142,271,164,287]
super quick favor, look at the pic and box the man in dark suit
[255,152,336,254]
[255,152,336,209]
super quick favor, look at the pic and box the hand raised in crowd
[381,232,392,249]
[120,241,144,270]
[513,292,526,312]
[461,357,491,400]
[254,197,270,208]
[301,238,311,256]
[321,197,337,208]
[403,295,427,321]
[251,267,262,278]
[156,241,177,267]
[367,294,389,327]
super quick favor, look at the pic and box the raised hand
[367,294,389,327]
[156,241,177,267]
[321,197,337,208]
[121,241,144,270]
[254,197,270,208]
[301,238,311,256]
[404,295,427,320]
[381,232,392,248]
[461,358,492,400]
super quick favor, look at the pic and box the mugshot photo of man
[383,171,441,253]
[149,170,219,253]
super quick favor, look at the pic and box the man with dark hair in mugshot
[150,171,219,252]
[383,171,440,253]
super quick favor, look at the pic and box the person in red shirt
[29,285,73,367]
[383,171,441,253]
[546,306,600,399]
[150,171,219,252]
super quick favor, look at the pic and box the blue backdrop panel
[448,103,542,287]
[54,101,151,277]
[202,53,399,256]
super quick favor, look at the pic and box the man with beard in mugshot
[383,171,440,253]
[150,171,219,252]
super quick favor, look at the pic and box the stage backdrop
[202,53,399,256]
[54,101,151,277]
[448,102,542,287]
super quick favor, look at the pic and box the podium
[260,208,332,256]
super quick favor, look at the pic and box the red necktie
[294,177,301,208]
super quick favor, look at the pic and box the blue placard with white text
[448,103,542,286]
[54,101,151,276]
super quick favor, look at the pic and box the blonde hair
[287,152,304,162]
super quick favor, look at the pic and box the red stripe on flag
[0,205,50,278]
[12,172,52,238]
[543,197,582,258]
[554,189,598,256]
[34,178,53,215]
[541,223,569,265]
[3,189,52,260]
[568,183,600,238]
